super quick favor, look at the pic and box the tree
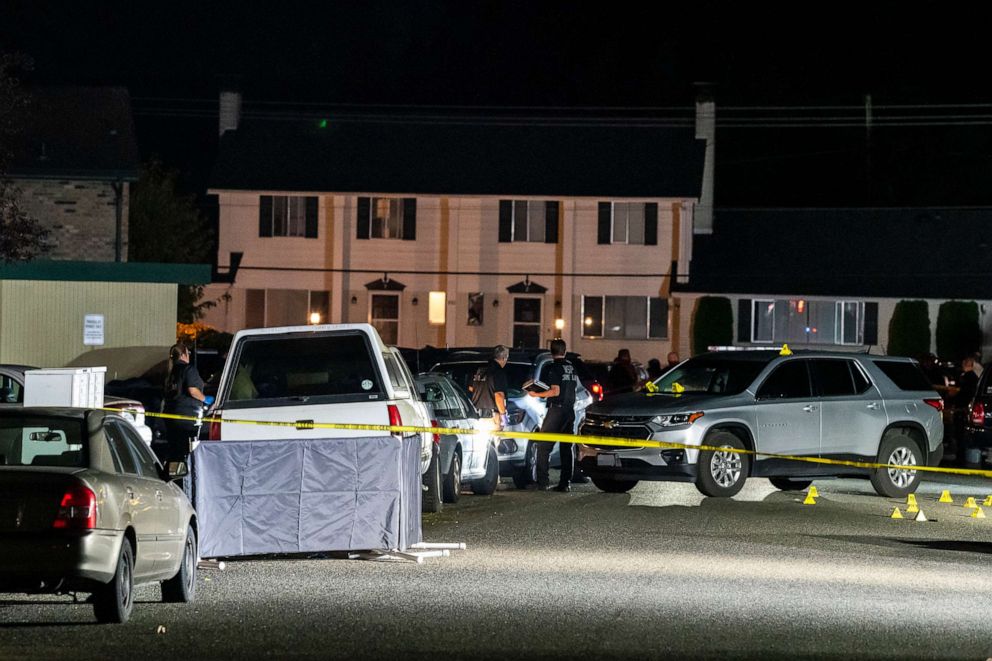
[887,300,930,358]
[0,53,49,263]
[128,160,219,322]
[936,301,982,363]
[692,296,733,355]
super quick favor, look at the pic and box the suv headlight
[651,412,704,427]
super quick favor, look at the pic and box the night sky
[3,1,991,206]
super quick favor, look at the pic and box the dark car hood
[586,392,721,416]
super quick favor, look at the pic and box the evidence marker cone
[890,507,904,519]
[914,509,927,522]
[802,492,816,505]
[807,486,819,499]
[939,490,954,503]
[971,507,986,519]
[906,493,919,513]
[964,496,978,509]
[984,495,992,507]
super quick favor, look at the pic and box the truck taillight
[591,382,604,401]
[53,483,97,530]
[207,411,222,440]
[430,419,441,445]
[971,401,985,426]
[388,404,403,435]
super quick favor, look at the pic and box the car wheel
[591,476,639,493]
[695,431,749,497]
[471,446,499,495]
[93,538,135,624]
[161,524,197,603]
[512,439,539,489]
[768,477,813,491]
[422,445,443,513]
[870,430,923,498]
[442,450,462,504]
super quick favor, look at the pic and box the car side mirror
[166,461,189,481]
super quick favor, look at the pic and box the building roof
[0,261,211,285]
[677,207,992,300]
[210,119,706,198]
[7,87,140,181]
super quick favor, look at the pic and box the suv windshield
[653,357,768,395]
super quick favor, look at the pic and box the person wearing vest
[528,339,579,491]
[161,341,207,464]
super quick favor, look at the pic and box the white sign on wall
[83,314,105,346]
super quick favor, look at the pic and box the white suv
[203,324,434,486]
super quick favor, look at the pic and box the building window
[244,289,329,328]
[581,296,668,339]
[513,297,542,348]
[357,197,417,241]
[597,202,658,245]
[259,195,318,238]
[498,200,558,244]
[370,293,400,345]
[751,299,865,345]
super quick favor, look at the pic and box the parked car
[202,324,439,511]
[0,364,154,444]
[579,349,944,498]
[428,348,594,488]
[583,359,650,398]
[415,373,499,504]
[0,407,197,623]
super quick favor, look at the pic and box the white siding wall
[205,191,695,362]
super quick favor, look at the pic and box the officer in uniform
[471,344,510,429]
[528,339,579,491]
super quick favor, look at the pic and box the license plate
[596,453,619,467]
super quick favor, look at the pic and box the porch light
[555,318,565,331]
[309,312,321,324]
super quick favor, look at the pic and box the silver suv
[579,350,944,498]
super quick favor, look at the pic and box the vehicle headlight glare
[652,412,704,427]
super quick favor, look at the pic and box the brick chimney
[219,89,242,136]
[694,84,715,235]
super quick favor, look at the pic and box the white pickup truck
[202,324,438,509]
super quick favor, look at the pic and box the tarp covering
[192,436,422,558]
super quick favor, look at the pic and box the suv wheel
[769,477,813,491]
[471,446,499,495]
[442,450,462,504]
[512,438,539,489]
[870,430,923,498]
[422,446,443,513]
[695,431,749,498]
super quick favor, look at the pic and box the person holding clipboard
[528,339,579,491]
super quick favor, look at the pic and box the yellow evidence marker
[890,507,904,519]
[984,495,992,507]
[906,493,919,513]
[802,493,816,505]
[971,507,986,519]
[807,486,819,499]
[939,490,954,503]
[964,496,978,509]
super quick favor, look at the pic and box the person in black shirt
[161,341,207,463]
[528,339,579,491]
[471,345,510,429]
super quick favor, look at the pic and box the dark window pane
[873,360,932,392]
[119,422,159,477]
[583,296,603,337]
[513,200,528,241]
[851,362,872,394]
[757,360,811,399]
[649,298,668,339]
[105,423,139,474]
[371,294,399,320]
[514,298,541,324]
[812,359,855,397]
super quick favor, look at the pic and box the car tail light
[53,483,97,530]
[207,410,223,440]
[923,398,944,413]
[971,401,985,426]
[388,404,403,435]
[430,419,441,445]
[591,382,604,401]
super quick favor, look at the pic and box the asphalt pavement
[2,473,992,660]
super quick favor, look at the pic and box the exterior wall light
[309,312,321,325]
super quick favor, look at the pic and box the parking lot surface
[2,474,992,660]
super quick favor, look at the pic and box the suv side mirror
[166,461,189,482]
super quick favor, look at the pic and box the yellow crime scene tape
[103,407,992,480]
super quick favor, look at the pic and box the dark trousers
[536,406,575,486]
[162,417,198,463]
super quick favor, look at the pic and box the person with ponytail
[161,341,206,463]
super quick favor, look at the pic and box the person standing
[161,341,207,464]
[666,351,681,369]
[471,345,510,429]
[646,358,664,381]
[606,348,638,396]
[529,339,579,491]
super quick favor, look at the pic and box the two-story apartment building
[203,94,708,360]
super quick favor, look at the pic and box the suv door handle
[866,402,880,410]
[802,405,818,413]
